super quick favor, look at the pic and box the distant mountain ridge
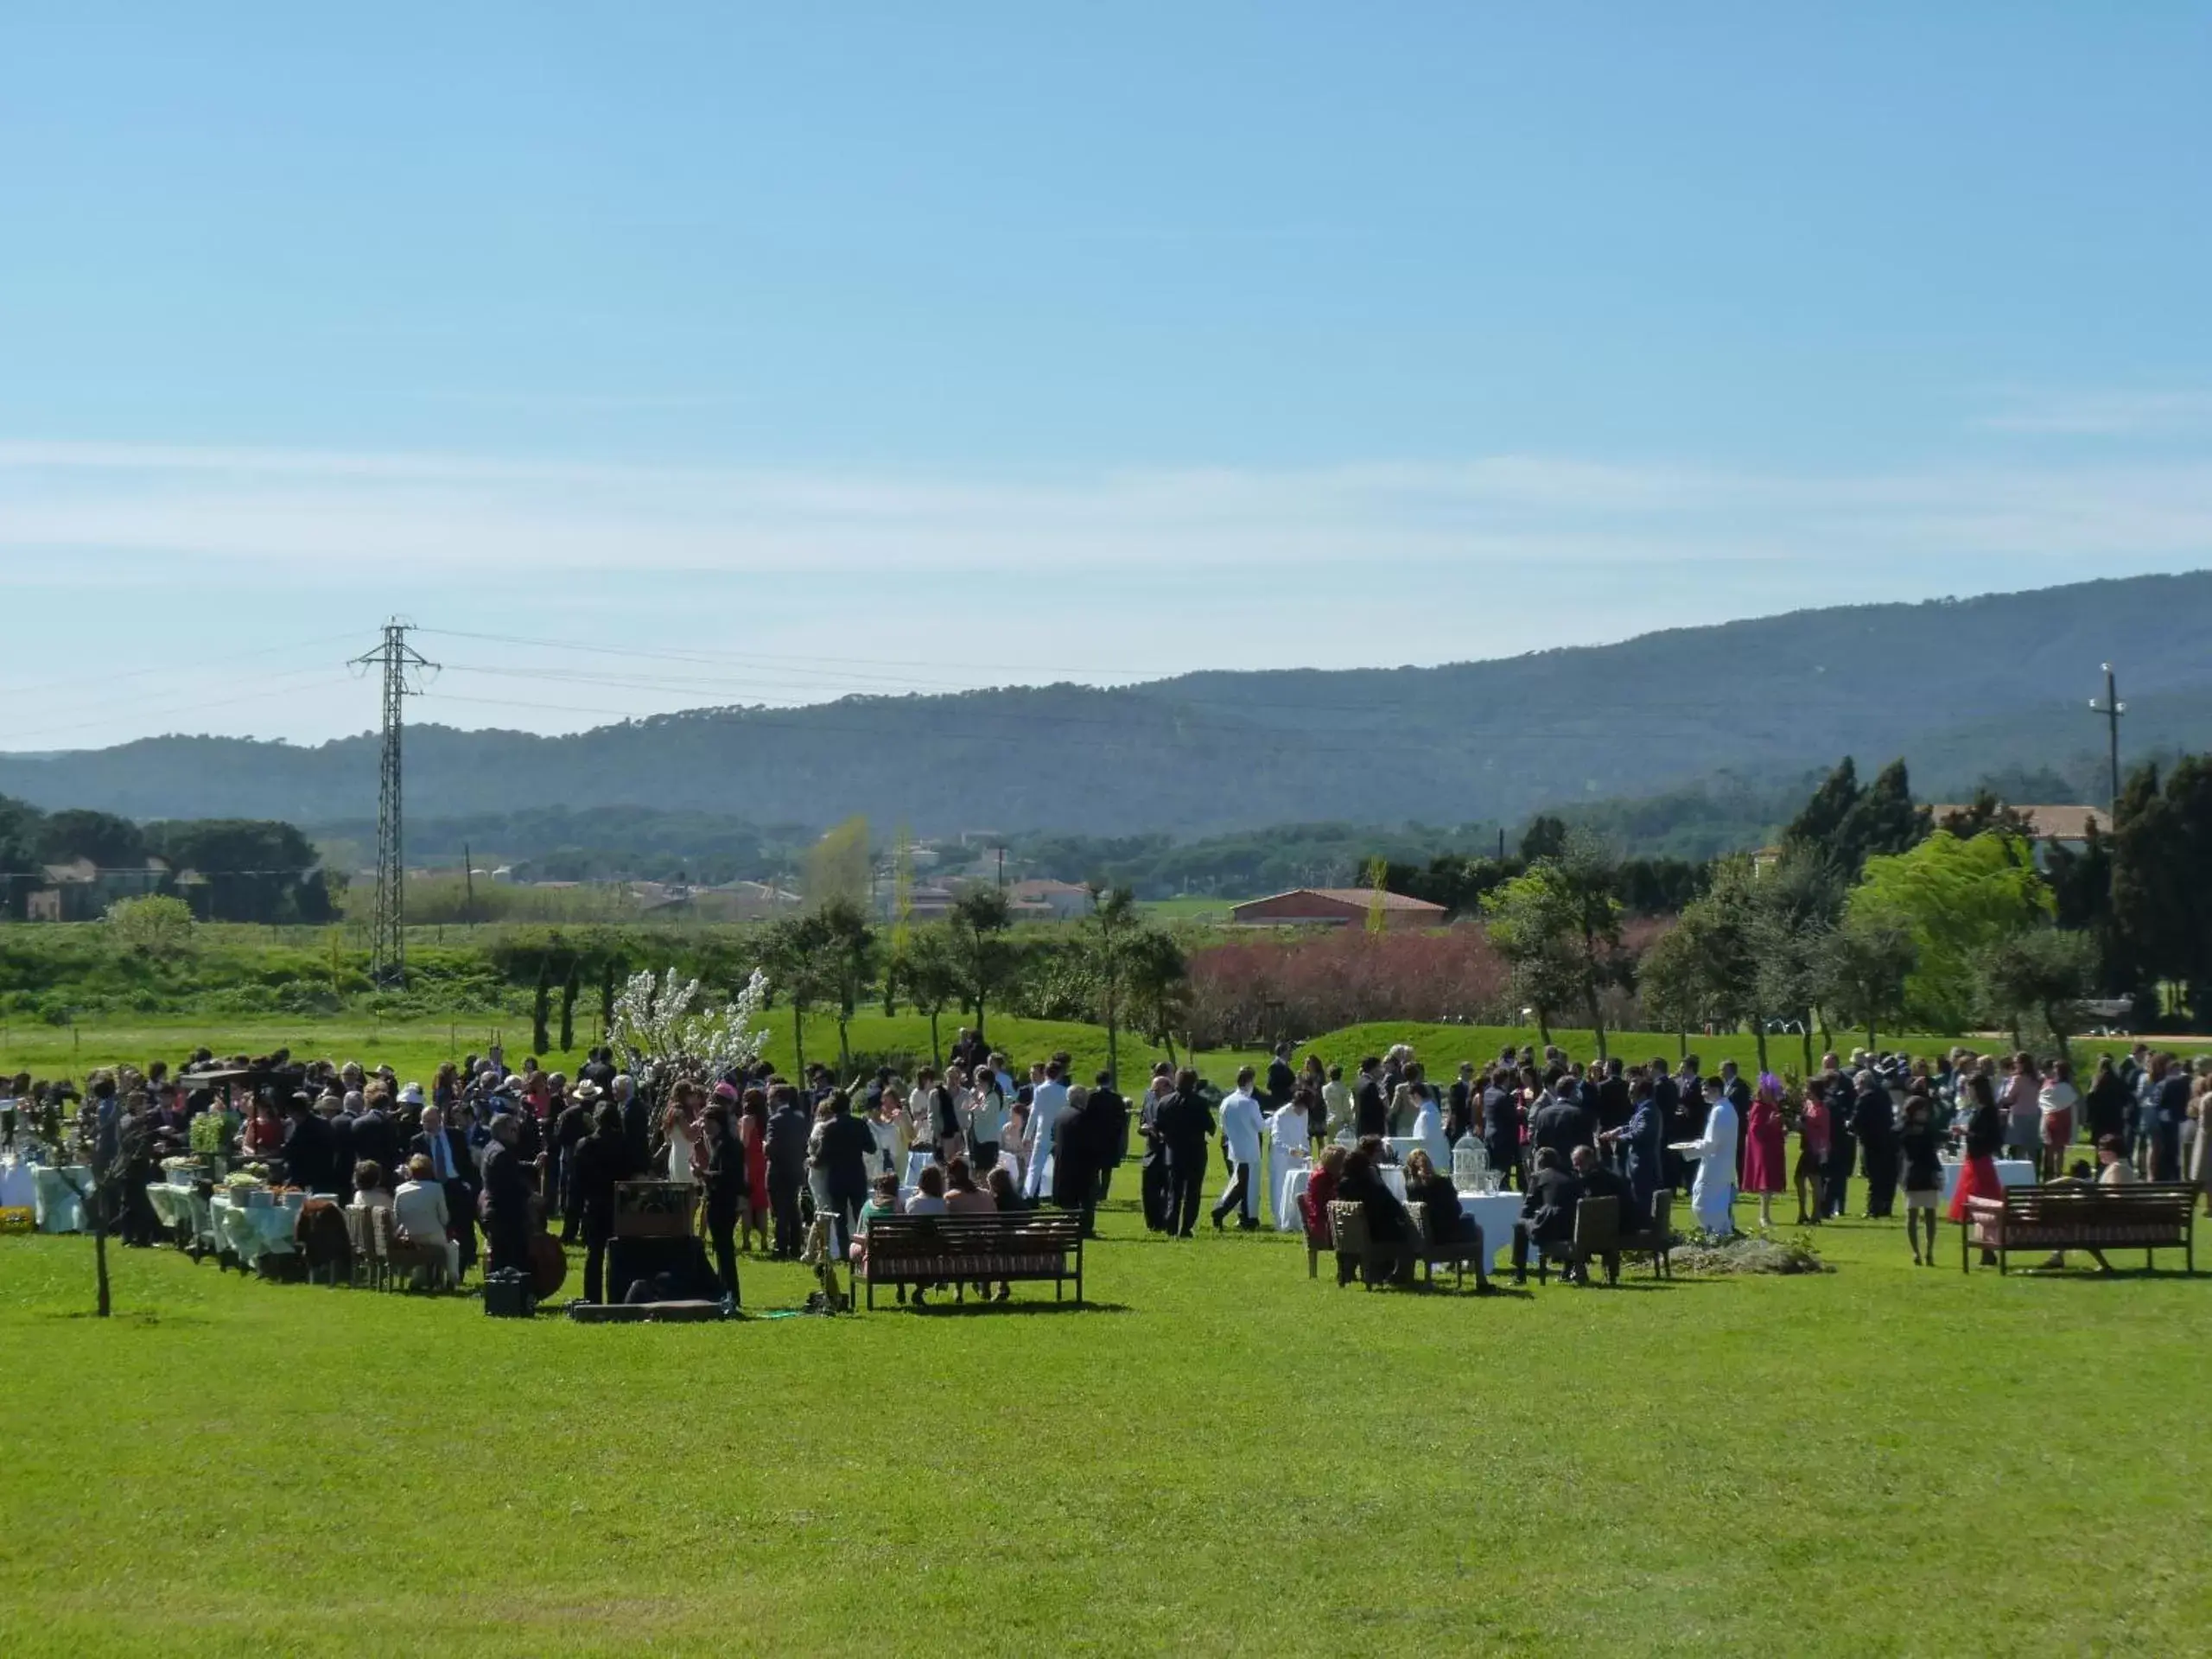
[5,571,2209,836]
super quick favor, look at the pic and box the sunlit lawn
[3,1187,2207,1656]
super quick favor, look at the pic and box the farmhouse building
[1229,887,1447,931]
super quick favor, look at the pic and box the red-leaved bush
[1187,925,1512,1045]
[1188,915,1676,1045]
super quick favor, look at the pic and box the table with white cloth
[32,1165,92,1232]
[0,1160,39,1216]
[210,1191,304,1268]
[146,1181,219,1249]
[1939,1158,2037,1200]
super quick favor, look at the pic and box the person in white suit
[1687,1075,1740,1237]
[1211,1067,1267,1230]
[1267,1093,1310,1229]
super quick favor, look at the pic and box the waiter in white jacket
[1211,1067,1266,1230]
[1022,1061,1070,1201]
[1267,1094,1310,1230]
[1685,1074,1740,1237]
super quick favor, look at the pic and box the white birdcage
[1452,1138,1491,1194]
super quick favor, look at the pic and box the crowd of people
[5,1027,2209,1302]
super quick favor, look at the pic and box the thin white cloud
[1971,389,2212,436]
[1,439,2207,582]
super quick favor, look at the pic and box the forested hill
[6,572,2210,836]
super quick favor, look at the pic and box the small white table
[1940,1159,2037,1200]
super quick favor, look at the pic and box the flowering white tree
[608,966,772,1080]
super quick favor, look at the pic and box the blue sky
[3,4,2209,748]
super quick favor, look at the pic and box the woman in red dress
[737,1087,772,1255]
[1742,1073,1789,1230]
[1947,1073,2007,1265]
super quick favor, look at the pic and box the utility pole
[349,620,438,988]
[995,845,1006,890]
[2088,663,2127,818]
[462,840,476,925]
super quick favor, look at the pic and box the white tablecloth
[33,1166,92,1232]
[211,1192,303,1266]
[0,1160,38,1213]
[1940,1159,2037,1199]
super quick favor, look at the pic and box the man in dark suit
[478,1114,535,1277]
[764,1086,810,1259]
[1482,1070,1520,1190]
[570,1103,638,1303]
[1081,1071,1128,1217]
[1510,1147,1584,1282]
[1852,1071,1899,1218]
[1155,1071,1217,1239]
[811,1092,875,1251]
[280,1094,335,1193]
[1595,1058,1632,1151]
[1530,1086,1593,1164]
[1353,1058,1388,1141]
[1446,1062,1476,1145]
[552,1084,597,1243]
[320,1094,356,1201]
[347,1095,398,1185]
[1265,1044,1296,1111]
[409,1104,480,1278]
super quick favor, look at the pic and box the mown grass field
[3,1187,2209,1656]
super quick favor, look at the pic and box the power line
[2088,663,2127,817]
[347,621,437,988]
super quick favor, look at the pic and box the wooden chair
[372,1204,450,1293]
[1536,1197,1621,1285]
[1618,1190,1675,1280]
[1297,1189,1333,1278]
[294,1198,353,1287]
[1328,1200,1412,1288]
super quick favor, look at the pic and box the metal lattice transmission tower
[348,620,438,987]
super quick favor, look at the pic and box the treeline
[0,796,340,924]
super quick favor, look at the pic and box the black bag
[482,1267,536,1319]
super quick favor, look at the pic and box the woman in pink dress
[1794,1078,1831,1224]
[1742,1073,1789,1230]
[738,1088,772,1255]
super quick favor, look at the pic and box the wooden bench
[855,1212,1085,1309]
[1963,1184,2197,1274]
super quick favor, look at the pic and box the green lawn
[3,1192,2207,1656]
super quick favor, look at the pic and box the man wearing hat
[553,1081,601,1243]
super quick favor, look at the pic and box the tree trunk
[1586,982,1608,1062]
[1867,1020,1878,1053]
[837,1015,852,1071]
[1678,1028,1688,1061]
[928,1009,942,1068]
[1802,1026,1815,1077]
[1753,1022,1769,1072]
[2044,1002,2070,1067]
[791,1004,806,1076]
[1535,1008,1552,1047]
